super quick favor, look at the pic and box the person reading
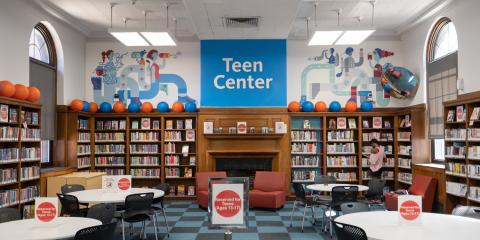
[368,138,386,179]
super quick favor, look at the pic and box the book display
[396,113,413,187]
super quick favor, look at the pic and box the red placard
[36,202,57,222]
[399,200,421,221]
[118,177,131,191]
[214,190,242,218]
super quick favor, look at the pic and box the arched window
[29,23,56,67]
[426,17,458,161]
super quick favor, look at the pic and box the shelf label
[35,197,58,223]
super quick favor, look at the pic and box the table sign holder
[398,195,422,225]
[102,175,132,192]
[35,197,59,224]
[208,177,249,240]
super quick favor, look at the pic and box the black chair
[152,183,170,236]
[313,175,336,202]
[0,208,21,223]
[121,193,158,240]
[290,183,323,232]
[74,222,117,240]
[57,193,88,217]
[61,184,89,208]
[340,202,370,215]
[333,221,368,240]
[452,205,480,219]
[87,203,116,224]
[325,186,359,237]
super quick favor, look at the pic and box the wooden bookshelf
[0,97,41,213]
[395,112,413,189]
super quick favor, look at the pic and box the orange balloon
[70,99,84,112]
[13,84,29,100]
[314,101,327,112]
[288,101,301,112]
[345,100,358,112]
[171,102,184,113]
[0,81,15,97]
[89,102,98,113]
[27,86,41,102]
[113,101,126,113]
[140,102,153,113]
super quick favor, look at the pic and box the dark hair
[370,138,379,145]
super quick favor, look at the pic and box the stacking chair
[333,221,368,240]
[452,205,480,219]
[86,203,116,224]
[0,208,21,223]
[290,183,323,232]
[340,202,370,215]
[74,222,117,240]
[152,183,170,237]
[363,179,386,209]
[121,193,158,240]
[312,175,336,202]
[325,186,359,237]
[61,184,89,208]
[57,193,88,217]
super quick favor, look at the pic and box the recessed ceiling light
[109,31,149,46]
[308,31,344,46]
[140,32,177,46]
[335,30,375,45]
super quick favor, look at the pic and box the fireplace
[215,158,272,188]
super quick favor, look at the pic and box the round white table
[335,211,480,240]
[0,217,101,240]
[69,188,164,204]
[306,183,369,192]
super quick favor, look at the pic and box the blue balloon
[329,101,341,112]
[128,102,140,112]
[361,101,374,112]
[301,101,314,112]
[157,101,169,113]
[383,83,392,92]
[81,101,90,112]
[99,102,112,113]
[185,102,197,113]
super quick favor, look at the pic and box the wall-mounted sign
[35,197,58,223]
[398,195,422,224]
[201,40,287,107]
[209,177,249,228]
[102,175,132,191]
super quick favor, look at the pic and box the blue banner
[201,40,287,107]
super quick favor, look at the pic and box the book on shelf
[182,145,189,156]
[384,120,391,128]
[303,120,310,129]
[141,118,150,130]
[0,104,8,122]
[328,119,336,129]
[203,122,213,134]
[470,107,480,126]
[189,156,196,165]
[131,121,139,130]
[275,122,287,134]
[348,118,356,129]
[32,112,38,125]
[237,121,247,134]
[119,120,126,130]
[176,120,183,129]
[337,117,346,129]
[447,110,455,123]
[152,120,160,129]
[111,121,118,130]
[166,120,173,130]
[405,115,411,127]
[456,105,465,122]
[9,108,17,123]
[185,119,193,130]
[362,120,369,128]
[169,185,176,196]
[184,168,193,178]
[186,130,195,141]
[372,117,382,128]
[177,185,185,195]
[187,186,195,196]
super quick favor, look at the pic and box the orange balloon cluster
[314,101,327,112]
[345,101,358,112]
[0,81,15,97]
[89,102,98,113]
[171,102,184,113]
[12,84,29,100]
[70,99,84,112]
[27,86,41,102]
[140,102,153,113]
[113,101,126,113]
[288,101,301,112]
[0,80,42,103]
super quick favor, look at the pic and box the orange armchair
[196,171,227,209]
[384,174,437,212]
[249,171,286,209]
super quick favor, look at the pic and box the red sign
[214,190,242,218]
[399,200,421,221]
[36,202,57,222]
[118,177,131,190]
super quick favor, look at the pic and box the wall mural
[301,47,396,106]
[90,49,196,105]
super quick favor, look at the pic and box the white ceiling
[32,0,446,42]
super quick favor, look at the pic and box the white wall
[401,0,480,105]
[0,0,86,104]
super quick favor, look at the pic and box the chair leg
[162,208,170,237]
[290,200,296,227]
[311,206,316,225]
[122,219,126,240]
[141,221,145,239]
[153,215,159,240]
[301,204,308,232]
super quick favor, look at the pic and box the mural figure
[131,50,147,65]
[336,47,364,77]
[308,48,339,65]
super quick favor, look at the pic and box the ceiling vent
[223,17,261,28]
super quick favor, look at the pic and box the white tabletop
[335,211,480,240]
[306,183,369,192]
[69,187,164,204]
[0,217,101,240]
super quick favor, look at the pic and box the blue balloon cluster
[82,101,90,112]
[185,102,197,113]
[100,102,112,113]
[128,102,140,113]
[301,101,314,112]
[157,102,169,113]
[329,101,341,112]
[360,101,373,112]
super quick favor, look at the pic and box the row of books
[362,117,392,129]
[398,158,412,168]
[363,132,393,141]
[20,186,38,203]
[130,144,158,153]
[397,132,412,140]
[327,143,356,154]
[131,156,159,166]
[131,169,160,177]
[398,145,412,156]
[95,132,125,141]
[445,129,466,140]
[95,156,125,166]
[468,128,480,139]
[327,172,357,182]
[328,118,357,129]
[164,131,182,141]
[0,127,19,141]
[0,189,18,207]
[362,145,393,154]
[446,106,465,123]
[131,132,159,141]
[78,132,90,142]
[291,143,318,153]
[470,186,480,201]
[96,169,125,175]
[95,120,127,130]
[77,145,91,155]
[77,119,89,130]
[398,172,413,184]
[166,167,194,178]
[469,146,480,159]
[291,130,319,141]
[446,181,467,196]
[292,170,318,181]
[165,119,194,130]
[468,164,480,179]
[164,143,191,154]
[382,171,394,179]
[361,157,395,167]
[327,130,355,141]
[446,162,467,176]
[20,166,40,180]
[94,144,125,154]
[22,147,40,160]
[168,185,195,196]
[22,111,39,125]
[362,171,372,179]
[22,128,40,140]
[131,118,160,130]
[77,157,90,168]
[0,106,39,125]
[446,144,466,157]
[0,168,17,183]
[291,156,319,166]
[0,148,18,162]
[327,156,357,167]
